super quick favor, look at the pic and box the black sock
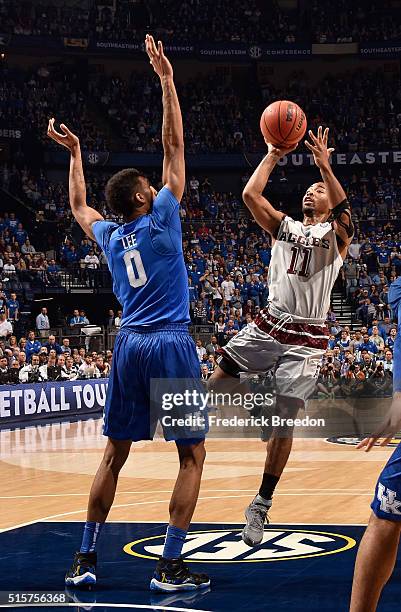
[259,473,280,500]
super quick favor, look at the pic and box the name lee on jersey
[121,232,138,250]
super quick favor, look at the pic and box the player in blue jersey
[350,275,401,611]
[47,34,209,593]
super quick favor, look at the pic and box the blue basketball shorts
[371,443,401,520]
[103,324,208,443]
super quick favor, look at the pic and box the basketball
[260,100,307,148]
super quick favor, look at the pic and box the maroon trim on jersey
[255,310,329,350]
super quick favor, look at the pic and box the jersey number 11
[287,246,312,278]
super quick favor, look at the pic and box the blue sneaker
[65,552,97,588]
[150,557,210,592]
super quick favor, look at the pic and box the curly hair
[105,168,146,219]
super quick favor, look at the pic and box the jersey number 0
[124,250,147,288]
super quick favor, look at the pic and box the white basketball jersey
[267,216,343,322]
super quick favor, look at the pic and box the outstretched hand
[47,118,79,152]
[357,392,401,452]
[304,126,334,169]
[145,34,173,79]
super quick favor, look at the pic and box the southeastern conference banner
[359,42,401,57]
[92,40,312,61]
[49,149,401,170]
[0,379,108,426]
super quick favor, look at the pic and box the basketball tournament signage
[92,40,311,61]
[83,151,110,166]
[49,149,401,170]
[273,150,401,167]
[0,128,22,140]
[94,40,195,57]
[359,42,401,57]
[0,379,108,426]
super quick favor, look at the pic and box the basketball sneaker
[65,552,97,588]
[242,495,272,546]
[150,557,210,592]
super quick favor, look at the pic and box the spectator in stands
[39,355,59,381]
[18,352,27,368]
[44,334,62,355]
[79,310,90,325]
[0,291,7,313]
[360,352,377,378]
[359,334,379,356]
[196,339,207,363]
[8,361,20,384]
[201,364,211,381]
[105,309,115,327]
[60,338,72,354]
[6,293,19,322]
[342,257,359,295]
[95,355,110,377]
[57,354,70,380]
[193,301,207,325]
[114,310,122,327]
[36,306,50,337]
[78,355,100,379]
[64,355,79,380]
[69,309,85,326]
[0,356,9,384]
[356,298,376,327]
[387,327,397,350]
[21,240,36,255]
[369,326,385,354]
[38,348,48,366]
[25,330,42,361]
[0,312,12,341]
[19,354,43,383]
[221,274,235,303]
[205,335,219,355]
[84,248,100,286]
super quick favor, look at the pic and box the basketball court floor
[1,414,401,611]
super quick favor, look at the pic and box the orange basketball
[260,100,307,147]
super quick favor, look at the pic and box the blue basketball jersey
[93,186,190,328]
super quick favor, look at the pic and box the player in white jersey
[209,126,354,546]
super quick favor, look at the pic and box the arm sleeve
[92,221,119,255]
[328,199,350,221]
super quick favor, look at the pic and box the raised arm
[47,119,103,241]
[305,126,354,255]
[242,143,295,237]
[146,34,184,202]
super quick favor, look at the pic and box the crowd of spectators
[0,62,108,152]
[310,0,401,43]
[1,0,399,44]
[92,66,401,154]
[0,329,112,385]
[260,69,401,153]
[2,58,400,155]
[89,70,259,154]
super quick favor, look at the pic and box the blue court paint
[1,521,401,611]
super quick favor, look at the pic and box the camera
[28,368,41,383]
